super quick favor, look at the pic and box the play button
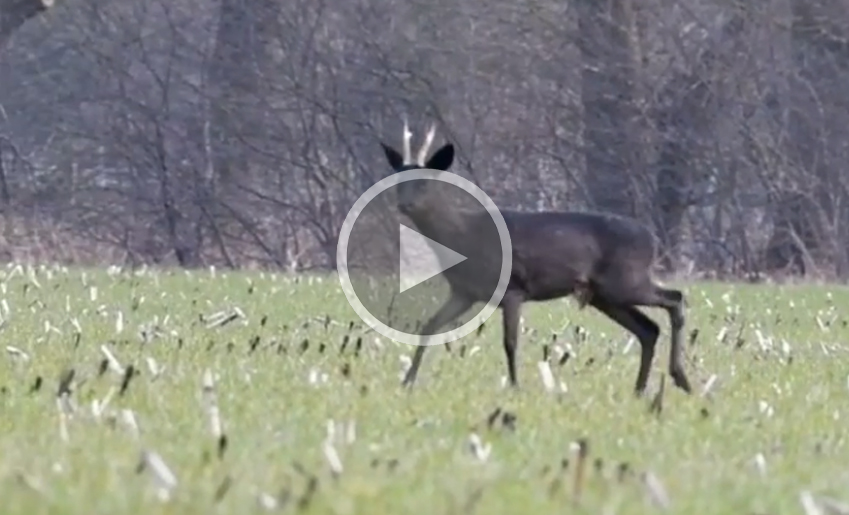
[336,167,512,348]
[398,224,467,293]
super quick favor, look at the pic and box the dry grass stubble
[0,264,848,514]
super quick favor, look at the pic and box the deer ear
[381,143,404,171]
[425,143,454,171]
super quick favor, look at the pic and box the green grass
[1,264,849,515]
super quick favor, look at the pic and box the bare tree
[764,0,849,278]
[1,0,849,281]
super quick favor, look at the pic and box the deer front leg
[402,294,474,387]
[500,292,523,387]
[573,278,592,309]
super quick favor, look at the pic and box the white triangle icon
[399,224,467,293]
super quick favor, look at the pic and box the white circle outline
[336,168,513,347]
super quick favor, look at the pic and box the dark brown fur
[381,129,692,396]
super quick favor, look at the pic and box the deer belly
[442,260,502,302]
[527,285,581,302]
[521,265,589,302]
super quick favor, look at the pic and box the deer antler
[417,124,437,165]
[402,116,413,164]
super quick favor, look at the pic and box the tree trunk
[207,0,280,190]
[575,0,640,218]
[650,49,716,273]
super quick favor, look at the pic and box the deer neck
[404,205,478,247]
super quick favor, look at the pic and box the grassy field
[1,264,848,515]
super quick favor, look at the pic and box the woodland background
[1,0,848,281]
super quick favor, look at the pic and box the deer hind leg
[651,285,691,394]
[589,296,660,396]
[593,276,692,394]
[402,294,474,388]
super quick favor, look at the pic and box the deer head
[380,120,455,216]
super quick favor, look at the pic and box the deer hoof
[669,369,692,394]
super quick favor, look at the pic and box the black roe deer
[380,122,692,396]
